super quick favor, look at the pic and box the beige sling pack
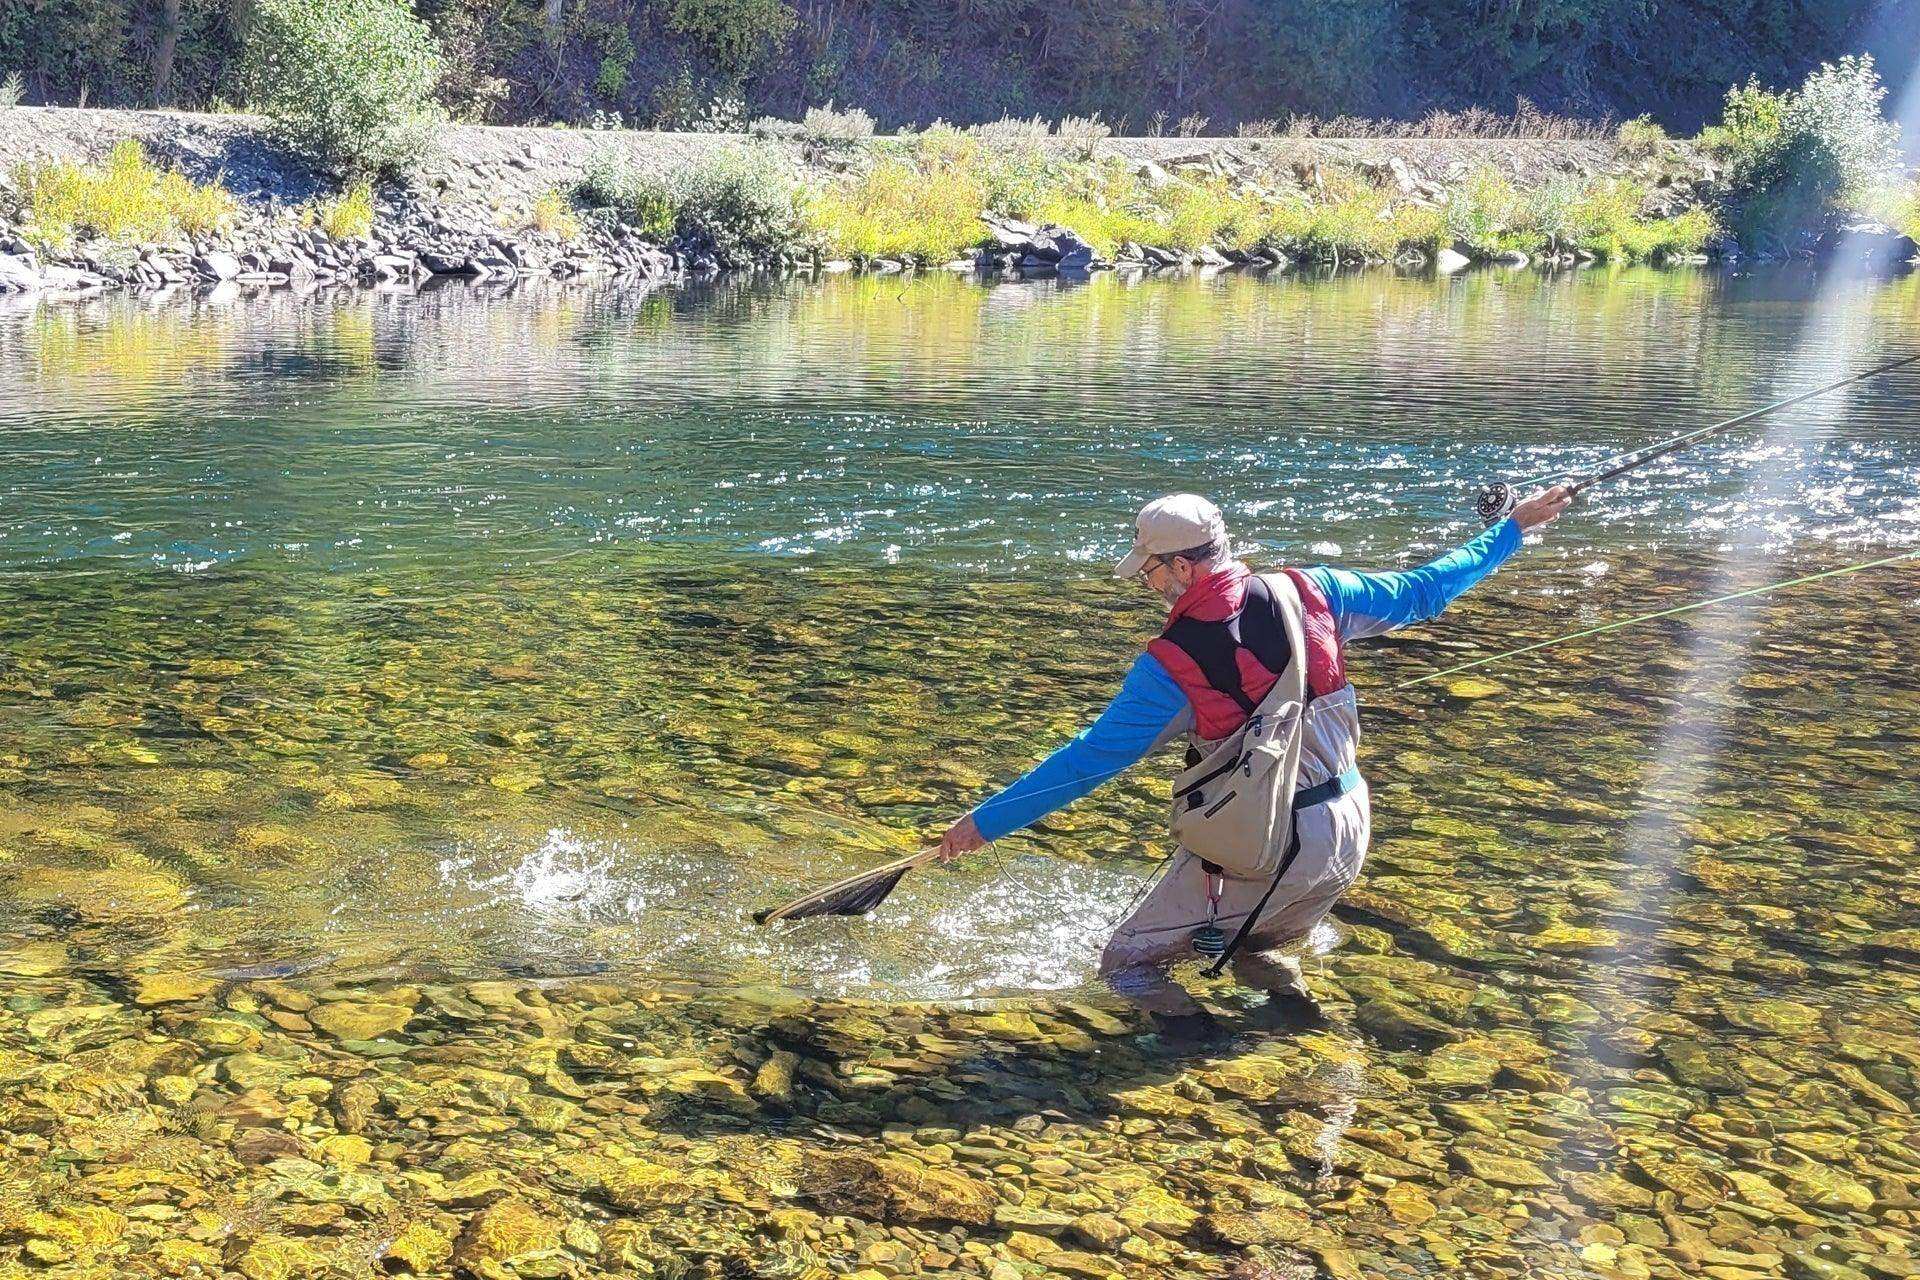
[1165,572,1310,878]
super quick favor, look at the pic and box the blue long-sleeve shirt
[969,517,1523,841]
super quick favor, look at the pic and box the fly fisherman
[933,488,1572,1037]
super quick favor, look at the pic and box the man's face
[1138,555,1190,605]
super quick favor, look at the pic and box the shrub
[1054,114,1111,154]
[588,145,796,262]
[1862,180,1920,241]
[801,103,875,148]
[1446,166,1524,256]
[970,116,1050,149]
[574,148,677,239]
[665,0,797,75]
[1713,56,1901,247]
[805,155,983,260]
[672,144,798,262]
[596,27,635,100]
[1,72,23,109]
[1238,119,1280,139]
[14,139,237,252]
[242,0,444,177]
[309,181,375,239]
[523,188,580,239]
[1615,115,1669,159]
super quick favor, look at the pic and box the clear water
[5,268,1920,1280]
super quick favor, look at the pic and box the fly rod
[1475,352,1920,525]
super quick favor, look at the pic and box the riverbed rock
[130,970,217,1005]
[802,1150,997,1226]
[382,1222,455,1274]
[451,1198,562,1278]
[310,998,416,1040]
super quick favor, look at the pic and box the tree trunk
[546,0,565,41]
[153,0,183,106]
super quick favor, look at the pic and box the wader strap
[1203,765,1363,977]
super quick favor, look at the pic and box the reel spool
[1475,480,1516,527]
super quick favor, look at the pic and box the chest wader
[1157,573,1362,972]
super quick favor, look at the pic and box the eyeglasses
[1133,553,1173,583]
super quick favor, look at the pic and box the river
[2,267,1917,1279]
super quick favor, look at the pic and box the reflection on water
[4,269,1919,577]
[2,272,1918,1279]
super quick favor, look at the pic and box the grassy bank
[10,140,237,253]
[795,127,1716,266]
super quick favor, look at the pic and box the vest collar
[1165,561,1249,625]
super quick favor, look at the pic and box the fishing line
[1475,351,1920,524]
[1397,548,1920,690]
[974,547,1918,931]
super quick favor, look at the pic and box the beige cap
[1114,494,1228,578]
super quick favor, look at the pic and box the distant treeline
[2,0,1912,131]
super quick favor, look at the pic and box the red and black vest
[1148,565,1348,742]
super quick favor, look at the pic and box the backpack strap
[1158,614,1257,715]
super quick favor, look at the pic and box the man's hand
[1512,483,1575,532]
[935,815,988,864]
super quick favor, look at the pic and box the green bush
[308,182,375,239]
[672,144,798,263]
[1712,55,1901,248]
[242,0,444,177]
[575,148,679,240]
[666,0,797,75]
[805,154,982,260]
[1,71,23,108]
[583,145,796,263]
[1614,115,1669,159]
[1446,167,1525,256]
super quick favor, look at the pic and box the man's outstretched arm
[936,653,1188,860]
[1305,486,1572,640]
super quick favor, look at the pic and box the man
[933,486,1572,1035]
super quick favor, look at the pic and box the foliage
[1710,56,1901,247]
[801,103,875,147]
[1614,116,1669,159]
[670,144,798,262]
[665,0,796,76]
[1,71,23,108]
[13,139,237,252]
[596,26,636,100]
[576,146,677,238]
[1862,180,1920,242]
[806,154,984,260]
[0,0,1905,137]
[1446,167,1525,255]
[241,0,444,177]
[308,182,375,238]
[523,188,581,238]
[582,144,795,262]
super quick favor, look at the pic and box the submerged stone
[802,1151,997,1227]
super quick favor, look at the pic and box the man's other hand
[935,815,987,863]
[1513,484,1575,531]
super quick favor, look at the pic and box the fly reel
[1475,480,1516,527]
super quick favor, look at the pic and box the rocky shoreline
[0,105,1913,303]
[0,106,1686,303]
